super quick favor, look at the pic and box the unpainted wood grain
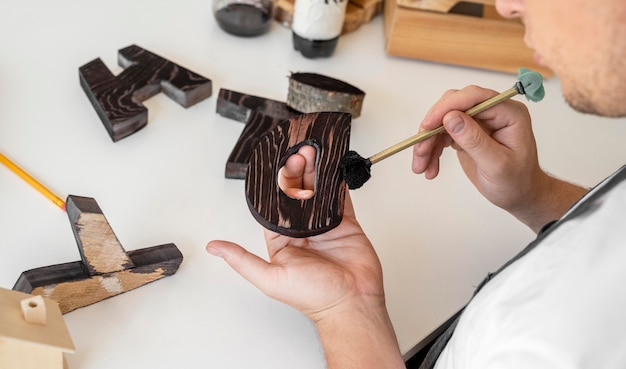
[66,195,134,275]
[13,195,183,313]
[30,266,170,314]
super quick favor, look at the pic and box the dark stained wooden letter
[13,195,183,314]
[79,45,212,142]
[217,89,301,179]
[217,88,299,124]
[245,112,351,237]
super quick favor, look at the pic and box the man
[207,0,626,368]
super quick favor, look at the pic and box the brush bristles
[340,151,372,189]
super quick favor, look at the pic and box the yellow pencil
[0,153,66,211]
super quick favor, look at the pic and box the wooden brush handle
[369,86,520,165]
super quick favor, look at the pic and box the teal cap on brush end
[518,68,545,102]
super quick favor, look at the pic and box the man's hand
[412,85,587,232]
[207,145,405,368]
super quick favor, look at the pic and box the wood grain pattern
[287,73,366,118]
[217,88,299,124]
[383,0,553,76]
[13,195,183,314]
[79,44,212,142]
[245,112,351,237]
[66,196,135,275]
[217,89,301,179]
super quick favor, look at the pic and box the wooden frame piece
[396,0,494,12]
[79,44,212,142]
[383,0,553,76]
[217,88,301,179]
[13,195,183,314]
[245,112,351,237]
[287,72,366,118]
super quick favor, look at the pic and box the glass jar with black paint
[213,0,274,37]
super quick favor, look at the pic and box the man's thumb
[206,240,272,290]
[443,111,496,160]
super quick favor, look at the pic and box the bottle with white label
[291,0,347,58]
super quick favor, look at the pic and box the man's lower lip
[533,52,545,67]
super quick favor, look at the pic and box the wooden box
[383,0,553,76]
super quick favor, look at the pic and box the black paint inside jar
[215,3,272,37]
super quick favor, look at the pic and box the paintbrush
[340,68,545,189]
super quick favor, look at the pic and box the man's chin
[564,93,624,118]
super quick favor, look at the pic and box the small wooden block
[287,72,366,118]
[13,195,183,314]
[245,112,351,237]
[217,88,301,179]
[20,295,47,325]
[79,44,212,142]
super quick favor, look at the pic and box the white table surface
[1,1,625,368]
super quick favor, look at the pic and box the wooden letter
[217,88,302,179]
[245,112,351,237]
[13,195,183,314]
[79,45,212,142]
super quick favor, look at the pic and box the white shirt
[436,169,626,369]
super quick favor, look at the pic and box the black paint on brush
[340,150,372,189]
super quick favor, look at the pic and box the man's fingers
[277,145,317,200]
[206,240,276,293]
[299,145,317,191]
[442,111,502,171]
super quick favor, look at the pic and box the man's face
[496,0,626,117]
